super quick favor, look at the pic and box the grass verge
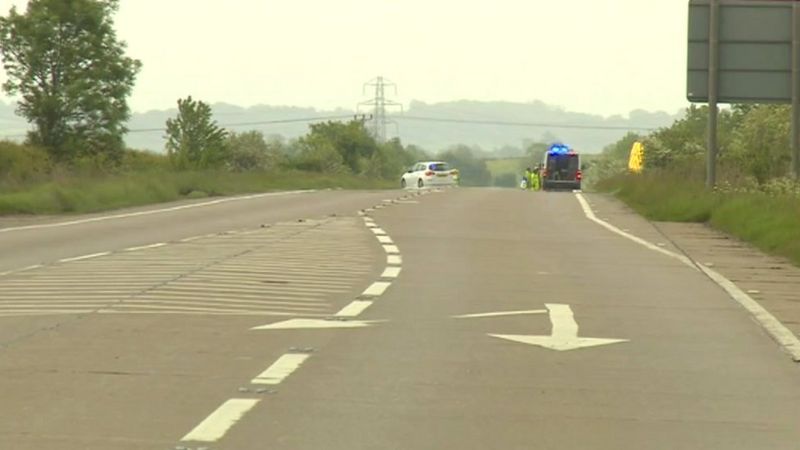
[597,172,800,266]
[0,170,395,215]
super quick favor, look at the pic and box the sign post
[707,0,719,188]
[793,2,800,180]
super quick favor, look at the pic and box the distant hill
[0,99,679,154]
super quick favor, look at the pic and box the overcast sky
[0,0,689,117]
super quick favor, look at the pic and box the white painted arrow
[490,304,628,351]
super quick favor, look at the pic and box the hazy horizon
[0,0,690,117]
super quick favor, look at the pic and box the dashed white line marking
[335,300,373,317]
[575,192,800,362]
[387,255,402,265]
[363,281,391,297]
[181,398,260,442]
[371,228,386,235]
[383,245,400,254]
[58,252,111,263]
[376,236,394,244]
[381,267,402,279]
[251,353,310,385]
[179,236,204,242]
[0,191,312,234]
[124,243,167,252]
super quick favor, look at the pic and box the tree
[293,133,348,174]
[726,105,791,183]
[165,96,228,169]
[303,120,377,173]
[225,130,285,171]
[0,0,141,161]
[438,145,492,186]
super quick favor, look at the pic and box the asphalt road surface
[1,187,799,450]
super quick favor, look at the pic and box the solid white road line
[454,309,548,319]
[124,243,167,252]
[383,245,400,254]
[251,353,310,385]
[0,191,312,234]
[252,318,378,330]
[574,194,694,268]
[335,300,373,317]
[381,267,402,279]
[575,192,800,361]
[387,255,402,265]
[363,281,392,297]
[697,263,800,361]
[0,264,43,276]
[58,252,110,263]
[181,398,260,442]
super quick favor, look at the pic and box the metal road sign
[688,0,800,182]
[688,0,796,103]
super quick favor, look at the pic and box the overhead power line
[127,114,357,134]
[392,115,659,132]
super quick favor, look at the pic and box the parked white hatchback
[401,161,459,189]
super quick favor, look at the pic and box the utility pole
[358,76,403,143]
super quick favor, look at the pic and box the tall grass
[0,141,394,215]
[0,170,394,215]
[597,171,800,266]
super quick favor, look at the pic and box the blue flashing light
[547,143,571,156]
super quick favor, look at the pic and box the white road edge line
[58,252,110,263]
[574,193,694,268]
[181,398,260,442]
[335,300,374,317]
[454,309,548,319]
[124,243,167,252]
[251,353,311,385]
[0,264,43,276]
[575,192,800,362]
[0,190,313,234]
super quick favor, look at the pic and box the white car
[401,161,459,189]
